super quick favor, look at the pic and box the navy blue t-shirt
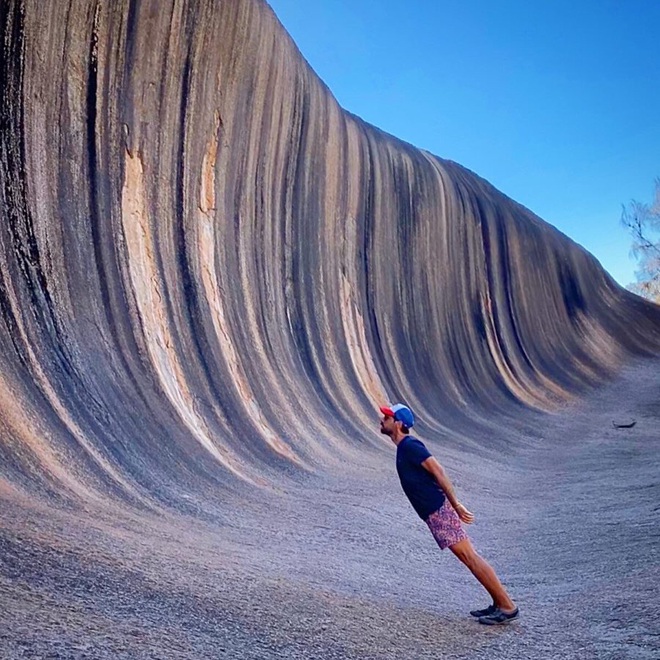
[396,436,445,519]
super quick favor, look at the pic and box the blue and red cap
[380,403,415,428]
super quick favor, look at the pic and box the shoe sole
[478,613,519,625]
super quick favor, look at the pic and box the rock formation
[1,0,658,510]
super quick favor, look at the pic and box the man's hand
[454,502,475,524]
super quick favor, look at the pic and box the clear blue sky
[267,0,659,287]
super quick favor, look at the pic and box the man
[380,403,519,625]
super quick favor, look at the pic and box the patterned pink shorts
[425,498,468,550]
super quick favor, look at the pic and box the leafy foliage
[622,179,660,303]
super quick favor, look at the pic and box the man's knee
[450,540,478,566]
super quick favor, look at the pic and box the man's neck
[392,432,408,446]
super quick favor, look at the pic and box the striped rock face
[0,0,658,509]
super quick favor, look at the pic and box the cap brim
[379,406,395,417]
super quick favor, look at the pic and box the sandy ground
[1,357,659,659]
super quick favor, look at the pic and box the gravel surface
[1,357,659,659]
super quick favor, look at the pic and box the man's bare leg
[449,538,516,611]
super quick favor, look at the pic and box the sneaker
[470,604,498,618]
[478,607,519,625]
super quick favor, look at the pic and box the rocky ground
[1,357,659,659]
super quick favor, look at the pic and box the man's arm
[421,456,475,524]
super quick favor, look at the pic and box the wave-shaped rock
[1,0,658,510]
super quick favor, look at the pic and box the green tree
[621,178,660,303]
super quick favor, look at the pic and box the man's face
[380,414,395,436]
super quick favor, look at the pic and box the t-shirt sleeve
[406,439,432,465]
